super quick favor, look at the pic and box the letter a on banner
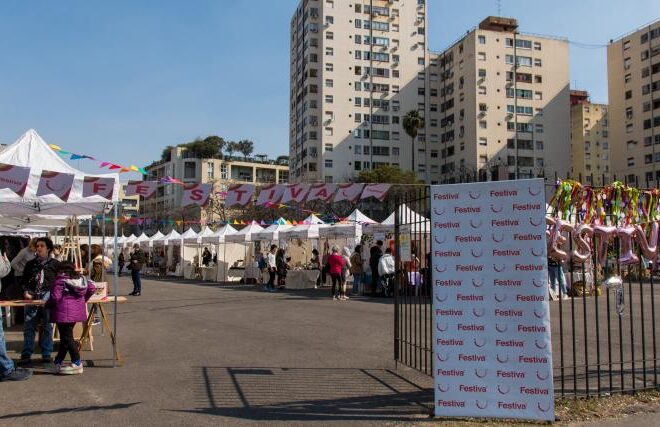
[307,183,337,202]
[0,163,31,196]
[83,176,115,200]
[224,184,255,207]
[334,183,365,203]
[181,183,212,207]
[360,183,391,201]
[280,183,310,204]
[125,180,157,198]
[36,170,75,201]
[256,184,285,206]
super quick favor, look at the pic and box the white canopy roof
[124,234,138,245]
[302,214,325,225]
[184,226,214,245]
[0,129,120,217]
[134,232,150,246]
[201,225,237,244]
[251,223,293,241]
[363,204,430,234]
[319,223,362,238]
[225,222,264,243]
[343,209,377,224]
[141,231,164,248]
[153,229,181,246]
[179,228,198,243]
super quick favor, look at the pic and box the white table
[282,270,320,289]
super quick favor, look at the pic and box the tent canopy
[179,228,198,241]
[225,222,264,243]
[153,229,181,246]
[184,226,214,245]
[319,222,361,238]
[252,223,293,241]
[281,223,327,240]
[363,204,430,234]
[303,214,325,225]
[0,129,120,217]
[141,231,164,248]
[342,209,377,224]
[201,224,237,244]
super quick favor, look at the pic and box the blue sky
[0,0,658,176]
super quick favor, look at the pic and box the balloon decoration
[547,180,660,266]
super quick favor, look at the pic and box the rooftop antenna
[497,0,502,15]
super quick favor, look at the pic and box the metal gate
[394,182,660,397]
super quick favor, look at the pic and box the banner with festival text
[431,179,553,421]
[307,183,337,202]
[256,184,285,206]
[361,183,391,201]
[0,163,31,196]
[181,183,212,207]
[280,183,310,204]
[334,183,365,203]
[83,177,115,200]
[36,170,75,201]
[124,180,157,198]
[224,184,255,207]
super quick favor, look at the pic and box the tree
[203,135,225,158]
[402,110,425,173]
[237,139,254,160]
[161,145,175,161]
[225,141,237,159]
[184,138,218,159]
[357,165,419,184]
[276,155,289,165]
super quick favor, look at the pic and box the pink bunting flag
[334,183,365,203]
[306,183,337,202]
[224,184,255,207]
[36,170,75,201]
[256,184,285,206]
[0,163,31,197]
[125,180,157,198]
[99,161,111,168]
[360,183,391,201]
[83,176,115,200]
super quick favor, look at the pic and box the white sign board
[399,224,412,262]
[431,179,554,421]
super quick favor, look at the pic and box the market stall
[183,226,215,280]
[200,224,241,282]
[224,222,263,282]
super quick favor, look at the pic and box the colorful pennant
[48,144,147,175]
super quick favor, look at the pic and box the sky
[0,0,658,176]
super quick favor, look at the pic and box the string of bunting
[48,144,148,175]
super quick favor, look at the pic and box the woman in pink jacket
[326,246,345,300]
[47,261,95,375]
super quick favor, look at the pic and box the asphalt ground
[0,277,434,425]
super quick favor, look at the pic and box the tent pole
[88,220,92,278]
[112,202,119,368]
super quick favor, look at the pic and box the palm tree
[237,139,254,160]
[402,110,425,173]
[225,141,237,160]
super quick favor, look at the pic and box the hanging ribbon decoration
[48,144,148,175]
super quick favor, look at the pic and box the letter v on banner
[224,184,255,207]
[181,183,212,207]
[334,183,365,203]
[256,184,285,206]
[280,183,310,204]
[307,183,337,202]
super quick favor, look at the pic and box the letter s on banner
[83,176,115,200]
[181,183,212,207]
[224,184,255,207]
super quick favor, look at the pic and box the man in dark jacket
[129,244,145,296]
[19,237,59,366]
[369,240,384,296]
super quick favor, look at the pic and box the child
[47,261,95,375]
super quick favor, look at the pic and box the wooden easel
[61,216,83,269]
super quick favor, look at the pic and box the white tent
[302,214,325,225]
[184,226,214,245]
[0,129,119,217]
[179,228,198,242]
[363,204,430,235]
[143,231,164,248]
[134,232,150,247]
[201,225,237,244]
[344,209,377,224]
[319,222,362,238]
[280,223,327,240]
[152,229,181,247]
[252,223,293,241]
[225,222,264,243]
[123,234,138,248]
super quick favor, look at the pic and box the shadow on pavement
[0,402,142,420]
[174,366,433,421]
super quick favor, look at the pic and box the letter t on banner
[181,183,212,207]
[224,184,255,207]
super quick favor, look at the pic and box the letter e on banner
[181,183,212,207]
[224,184,255,207]
[36,171,75,201]
[0,163,31,197]
[83,177,115,200]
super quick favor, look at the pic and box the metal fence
[393,182,660,397]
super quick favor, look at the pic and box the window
[325,16,333,25]
[354,35,362,44]
[479,120,487,129]
[325,159,333,168]
[534,91,543,100]
[534,75,542,83]
[324,143,333,152]
[534,58,542,67]
[354,113,361,123]
[354,161,361,171]
[479,137,487,146]
[533,42,541,51]
[418,57,425,65]
[505,55,532,66]
[478,35,486,44]
[206,162,214,179]
[325,63,333,72]
[536,141,544,150]
[354,51,362,60]
[354,19,361,28]
[325,47,333,56]
[626,107,633,119]
[477,52,486,61]
[623,40,631,50]
[325,79,333,88]
[478,86,486,95]
[626,123,633,133]
[624,57,631,70]
[627,157,634,167]
[625,73,632,83]
[324,127,333,136]
[326,31,334,40]
[478,68,486,78]
[325,95,333,103]
[625,90,632,99]
[184,161,196,179]
[354,97,361,106]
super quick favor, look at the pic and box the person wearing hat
[129,243,145,296]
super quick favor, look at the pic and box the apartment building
[608,20,660,185]
[289,0,429,183]
[569,90,610,186]
[428,16,570,183]
[142,146,289,223]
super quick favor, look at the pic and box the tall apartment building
[289,0,429,183]
[428,17,570,183]
[607,20,660,185]
[142,146,289,224]
[569,90,610,186]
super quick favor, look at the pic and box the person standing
[350,245,364,296]
[310,249,322,288]
[10,238,37,299]
[129,244,145,296]
[118,252,125,276]
[275,249,288,289]
[202,248,212,267]
[369,240,384,296]
[19,237,60,366]
[378,247,396,297]
[327,246,345,300]
[266,244,277,292]
[340,247,352,301]
[0,320,31,381]
[47,261,96,375]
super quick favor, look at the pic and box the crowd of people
[1,237,98,382]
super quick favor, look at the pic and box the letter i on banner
[430,179,553,422]
[256,184,285,206]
